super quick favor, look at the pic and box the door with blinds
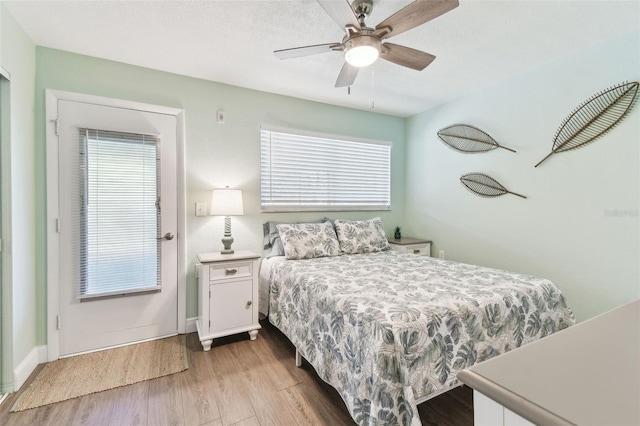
[57,100,178,357]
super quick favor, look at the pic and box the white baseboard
[186,317,197,334]
[13,345,47,391]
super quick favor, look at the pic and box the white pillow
[263,219,324,258]
[334,217,390,254]
[276,222,341,260]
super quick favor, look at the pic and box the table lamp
[210,186,244,254]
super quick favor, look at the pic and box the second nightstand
[388,237,432,256]
[196,250,261,351]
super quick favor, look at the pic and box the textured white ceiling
[4,0,640,117]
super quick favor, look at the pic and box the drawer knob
[225,268,238,275]
[246,301,252,308]
[413,249,421,254]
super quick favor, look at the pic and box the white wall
[405,30,640,322]
[0,3,37,391]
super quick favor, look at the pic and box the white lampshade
[210,188,244,216]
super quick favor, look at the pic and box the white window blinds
[78,128,161,299]
[260,127,391,211]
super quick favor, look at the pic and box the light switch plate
[195,202,207,217]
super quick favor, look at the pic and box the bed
[259,219,575,426]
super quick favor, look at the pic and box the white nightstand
[388,237,432,256]
[196,250,261,351]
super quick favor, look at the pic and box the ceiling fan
[274,0,459,88]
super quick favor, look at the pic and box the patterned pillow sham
[334,217,390,254]
[276,222,341,260]
[263,219,324,258]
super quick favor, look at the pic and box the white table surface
[458,299,640,425]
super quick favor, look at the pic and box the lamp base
[221,234,234,254]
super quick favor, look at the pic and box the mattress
[263,250,575,426]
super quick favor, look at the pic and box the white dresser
[458,300,640,426]
[196,250,261,351]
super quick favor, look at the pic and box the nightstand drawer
[393,243,430,256]
[388,238,432,257]
[208,261,253,281]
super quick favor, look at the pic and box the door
[210,280,253,333]
[57,100,178,357]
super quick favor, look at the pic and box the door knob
[158,232,175,241]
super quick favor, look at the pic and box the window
[79,129,160,299]
[260,127,391,211]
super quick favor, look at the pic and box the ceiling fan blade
[274,43,341,60]
[380,43,435,71]
[316,0,361,32]
[335,62,359,87]
[375,0,459,40]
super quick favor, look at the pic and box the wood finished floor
[0,321,474,426]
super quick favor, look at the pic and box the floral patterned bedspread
[267,251,575,426]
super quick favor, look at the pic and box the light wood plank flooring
[0,321,473,425]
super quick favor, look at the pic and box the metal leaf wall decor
[535,81,639,167]
[460,173,527,199]
[438,124,516,153]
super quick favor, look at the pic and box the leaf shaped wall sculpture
[535,81,639,167]
[437,124,516,153]
[460,173,526,199]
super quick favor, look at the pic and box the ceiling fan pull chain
[371,69,375,109]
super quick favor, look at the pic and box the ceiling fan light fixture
[344,35,380,67]
[274,0,459,87]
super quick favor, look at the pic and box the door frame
[45,89,187,361]
[1,67,12,393]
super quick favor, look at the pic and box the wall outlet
[438,250,445,260]
[195,202,207,217]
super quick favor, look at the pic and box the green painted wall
[34,47,406,342]
[405,30,640,322]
